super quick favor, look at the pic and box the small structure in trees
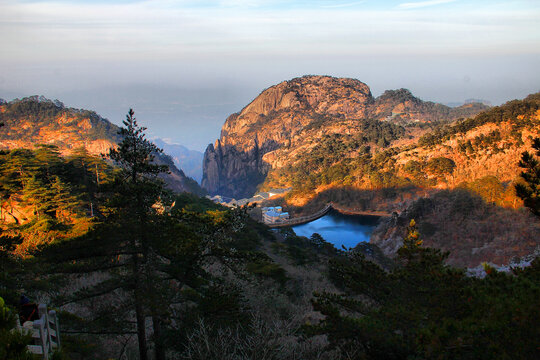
[17,304,61,360]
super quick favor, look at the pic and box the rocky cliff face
[0,96,203,194]
[202,75,487,198]
[202,76,374,197]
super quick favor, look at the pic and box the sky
[1,0,539,151]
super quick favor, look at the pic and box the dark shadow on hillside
[282,185,428,217]
[202,139,280,199]
[371,188,540,268]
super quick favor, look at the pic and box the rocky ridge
[202,75,488,198]
[0,96,203,194]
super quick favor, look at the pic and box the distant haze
[1,0,539,151]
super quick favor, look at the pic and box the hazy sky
[1,0,539,151]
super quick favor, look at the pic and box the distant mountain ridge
[202,75,489,198]
[152,139,204,183]
[198,77,540,267]
[0,96,203,195]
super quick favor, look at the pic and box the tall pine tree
[515,137,540,216]
[101,108,168,360]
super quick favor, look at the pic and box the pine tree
[34,110,256,359]
[515,137,540,216]
[31,109,167,359]
[103,109,169,360]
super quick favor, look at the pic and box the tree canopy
[306,220,540,359]
[515,137,540,216]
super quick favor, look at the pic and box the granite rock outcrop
[202,75,487,198]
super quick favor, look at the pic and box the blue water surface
[292,209,381,250]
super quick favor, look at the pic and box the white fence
[18,304,61,359]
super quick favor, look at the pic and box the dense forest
[1,107,539,359]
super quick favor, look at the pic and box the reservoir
[291,209,381,250]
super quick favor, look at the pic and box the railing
[265,202,391,228]
[266,203,333,227]
[19,304,61,359]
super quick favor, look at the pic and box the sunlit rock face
[202,75,487,198]
[202,75,374,198]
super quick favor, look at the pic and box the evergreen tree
[97,108,168,360]
[515,137,540,216]
[31,110,262,359]
[30,109,167,359]
[306,220,540,359]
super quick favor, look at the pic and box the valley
[201,75,539,268]
[3,1,539,358]
[1,77,539,359]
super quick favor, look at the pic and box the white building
[262,206,289,224]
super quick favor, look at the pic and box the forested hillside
[201,75,488,198]
[263,92,540,205]
[0,96,202,194]
[1,106,538,359]
[259,92,540,267]
[0,146,113,255]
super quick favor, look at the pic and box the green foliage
[264,124,408,195]
[273,228,337,266]
[0,232,25,302]
[426,156,456,176]
[0,297,33,360]
[306,227,540,359]
[246,261,288,285]
[0,146,114,253]
[173,192,222,213]
[109,109,169,179]
[463,175,505,204]
[357,119,405,147]
[303,111,335,131]
[403,159,422,175]
[515,137,540,216]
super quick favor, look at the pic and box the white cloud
[320,1,366,9]
[399,0,456,9]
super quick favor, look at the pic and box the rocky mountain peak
[220,76,373,147]
[202,76,489,198]
[203,76,376,197]
[239,75,373,117]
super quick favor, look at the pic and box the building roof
[265,210,282,218]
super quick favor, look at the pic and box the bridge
[266,203,391,228]
[266,203,333,228]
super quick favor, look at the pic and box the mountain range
[0,96,203,195]
[1,79,539,267]
[201,75,489,198]
[152,138,204,183]
[200,75,540,267]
